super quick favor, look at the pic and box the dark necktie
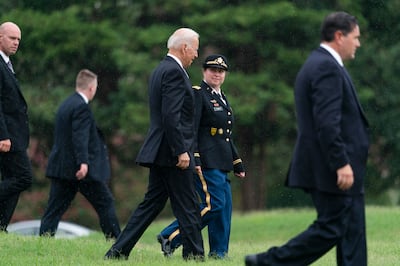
[7,60,14,73]
[216,92,226,105]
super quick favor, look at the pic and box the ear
[334,30,344,43]
[182,43,189,54]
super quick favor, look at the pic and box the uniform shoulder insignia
[192,85,201,90]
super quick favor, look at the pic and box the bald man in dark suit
[0,22,33,231]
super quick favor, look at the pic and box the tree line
[1,0,399,226]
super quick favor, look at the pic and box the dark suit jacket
[193,81,243,173]
[136,56,195,168]
[46,93,110,182]
[286,47,369,195]
[0,57,29,151]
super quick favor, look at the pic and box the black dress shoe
[157,234,175,257]
[183,254,205,262]
[245,254,259,266]
[104,249,128,260]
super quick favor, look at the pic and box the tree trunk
[239,127,267,211]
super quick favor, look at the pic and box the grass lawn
[0,206,398,265]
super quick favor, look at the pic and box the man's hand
[337,164,354,190]
[176,152,190,169]
[0,139,11,152]
[76,163,88,180]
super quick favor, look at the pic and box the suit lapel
[0,57,26,107]
[0,57,17,80]
[318,48,369,126]
[341,67,369,126]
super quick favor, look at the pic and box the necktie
[216,92,226,105]
[7,60,14,73]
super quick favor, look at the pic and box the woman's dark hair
[320,11,358,42]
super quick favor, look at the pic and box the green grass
[0,206,399,265]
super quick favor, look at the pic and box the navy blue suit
[254,47,369,265]
[0,56,32,230]
[160,80,245,257]
[105,56,204,259]
[40,93,120,239]
[287,48,369,195]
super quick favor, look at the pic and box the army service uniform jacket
[193,81,244,173]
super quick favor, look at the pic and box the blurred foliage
[0,0,399,226]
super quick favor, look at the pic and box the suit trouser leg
[160,219,182,248]
[158,171,214,250]
[336,194,367,266]
[166,167,204,258]
[159,206,215,251]
[0,151,33,230]
[158,171,212,250]
[159,169,228,256]
[256,190,354,266]
[0,194,19,230]
[109,166,204,258]
[39,179,77,236]
[79,180,121,239]
[108,166,169,257]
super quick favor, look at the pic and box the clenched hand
[337,164,354,191]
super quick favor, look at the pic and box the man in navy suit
[39,69,120,240]
[0,22,33,231]
[104,28,204,261]
[245,12,369,266]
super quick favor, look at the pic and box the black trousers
[39,178,120,239]
[256,190,367,266]
[0,151,33,230]
[108,165,204,258]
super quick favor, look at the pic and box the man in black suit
[39,69,120,240]
[245,12,369,266]
[104,27,204,261]
[0,22,33,231]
